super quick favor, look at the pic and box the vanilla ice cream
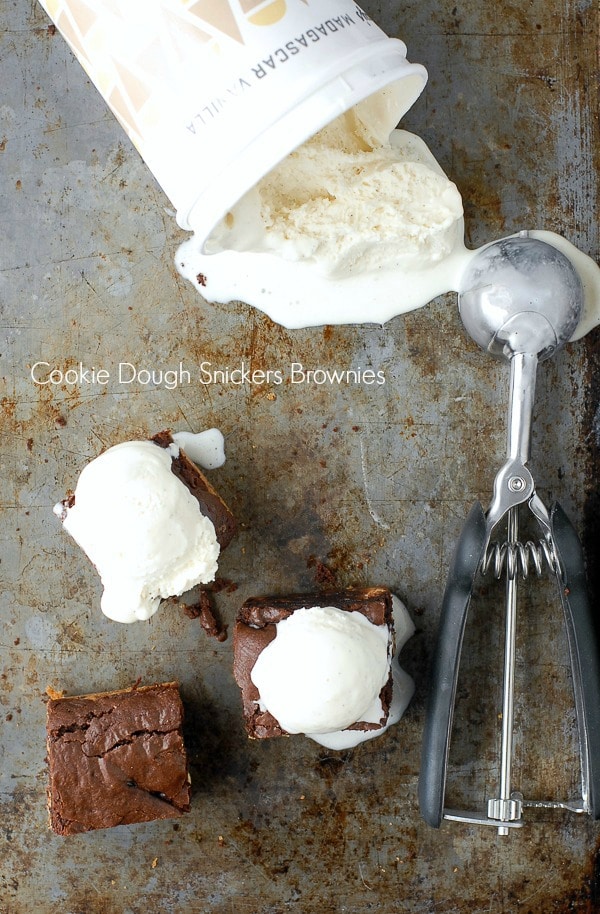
[54,440,220,623]
[207,104,463,276]
[250,596,415,749]
[170,428,225,470]
[177,91,467,328]
[177,92,466,327]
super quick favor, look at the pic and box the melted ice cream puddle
[170,428,226,470]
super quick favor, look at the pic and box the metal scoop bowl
[459,232,582,361]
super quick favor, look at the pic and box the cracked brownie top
[46,682,191,835]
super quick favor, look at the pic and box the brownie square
[151,430,237,550]
[233,587,395,739]
[46,682,191,835]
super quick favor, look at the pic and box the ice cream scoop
[54,440,220,623]
[419,233,600,833]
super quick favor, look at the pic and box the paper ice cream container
[39,0,428,246]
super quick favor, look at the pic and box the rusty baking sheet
[1,0,599,911]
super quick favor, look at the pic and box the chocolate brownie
[152,430,236,549]
[46,682,191,835]
[233,587,395,739]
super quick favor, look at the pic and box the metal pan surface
[1,0,599,910]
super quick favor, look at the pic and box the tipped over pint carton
[39,0,427,249]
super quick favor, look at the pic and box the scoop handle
[419,501,488,827]
[551,502,600,818]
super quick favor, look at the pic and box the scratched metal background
[1,0,600,911]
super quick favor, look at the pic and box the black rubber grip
[551,502,600,819]
[419,502,488,827]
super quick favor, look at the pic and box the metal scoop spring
[481,536,558,579]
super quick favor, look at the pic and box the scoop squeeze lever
[419,233,600,833]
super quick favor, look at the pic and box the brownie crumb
[196,273,207,287]
[210,577,239,595]
[184,591,228,642]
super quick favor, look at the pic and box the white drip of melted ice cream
[177,95,600,335]
[250,595,415,750]
[54,440,220,623]
[170,428,225,470]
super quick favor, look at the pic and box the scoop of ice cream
[54,440,219,623]
[250,597,415,749]
[251,606,389,734]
